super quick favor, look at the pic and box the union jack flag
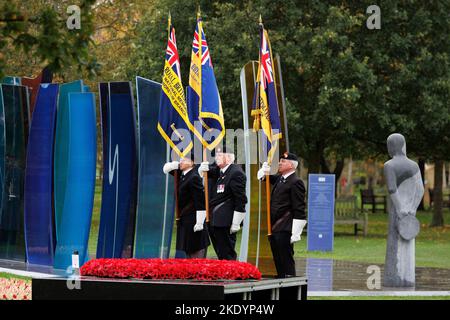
[166,25,181,77]
[260,33,274,89]
[187,14,225,150]
[192,22,212,67]
[251,21,281,163]
[158,15,193,159]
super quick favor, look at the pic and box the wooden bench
[335,195,368,236]
[360,189,387,213]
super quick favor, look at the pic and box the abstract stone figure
[383,133,424,287]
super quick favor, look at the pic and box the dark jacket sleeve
[191,174,205,211]
[290,179,306,220]
[230,169,247,212]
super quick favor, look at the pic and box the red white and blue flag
[187,13,225,150]
[158,15,193,158]
[251,21,282,163]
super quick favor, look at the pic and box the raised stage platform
[32,276,308,300]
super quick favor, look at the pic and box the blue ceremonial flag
[251,20,282,163]
[187,12,225,150]
[158,14,193,158]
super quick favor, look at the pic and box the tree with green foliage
[123,0,448,226]
[0,0,99,79]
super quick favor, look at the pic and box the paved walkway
[295,258,450,293]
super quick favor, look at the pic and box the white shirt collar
[282,170,295,179]
[182,167,193,175]
[221,164,231,174]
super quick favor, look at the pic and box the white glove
[230,211,245,234]
[193,210,206,232]
[163,161,179,174]
[198,161,209,177]
[257,162,271,180]
[290,219,307,243]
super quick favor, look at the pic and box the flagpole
[197,8,210,223]
[167,12,181,222]
[257,16,272,236]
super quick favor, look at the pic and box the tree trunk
[418,158,425,211]
[346,157,353,194]
[430,160,444,227]
[320,154,344,197]
[307,150,321,174]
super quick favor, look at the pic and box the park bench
[335,195,368,236]
[360,189,387,213]
[428,188,450,208]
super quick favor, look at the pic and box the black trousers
[209,226,237,260]
[269,232,296,278]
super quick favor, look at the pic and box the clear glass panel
[134,76,175,258]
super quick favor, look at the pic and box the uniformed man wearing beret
[257,152,307,278]
[163,156,210,258]
[198,148,247,260]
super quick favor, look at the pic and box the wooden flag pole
[174,170,180,221]
[203,148,210,223]
[266,173,272,236]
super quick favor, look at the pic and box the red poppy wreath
[81,258,262,281]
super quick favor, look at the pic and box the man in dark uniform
[257,152,307,278]
[163,156,209,258]
[198,149,247,260]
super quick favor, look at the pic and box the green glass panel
[0,84,28,261]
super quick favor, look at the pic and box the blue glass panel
[97,82,137,258]
[134,76,175,258]
[53,92,96,270]
[54,80,84,242]
[1,77,21,85]
[24,84,59,265]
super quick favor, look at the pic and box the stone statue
[383,133,424,287]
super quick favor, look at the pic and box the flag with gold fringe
[187,12,225,150]
[158,14,193,158]
[251,19,282,163]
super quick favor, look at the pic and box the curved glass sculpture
[24,84,59,265]
[97,82,137,258]
[134,76,175,258]
[54,80,84,242]
[53,92,96,270]
[0,84,28,261]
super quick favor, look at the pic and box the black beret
[215,143,235,155]
[281,152,298,162]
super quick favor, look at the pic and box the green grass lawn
[0,272,30,281]
[87,184,102,255]
[86,180,450,269]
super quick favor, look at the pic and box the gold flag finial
[259,14,262,24]
[197,5,201,19]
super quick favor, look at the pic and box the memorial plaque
[307,174,335,251]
